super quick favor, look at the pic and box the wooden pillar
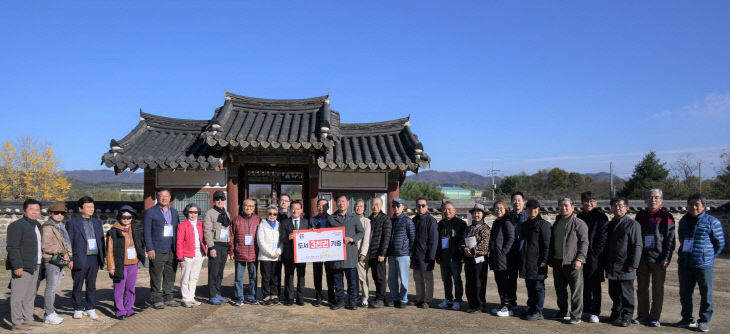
[308,166,320,218]
[143,169,156,210]
[227,166,239,218]
[387,171,401,211]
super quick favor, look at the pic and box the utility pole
[699,161,703,194]
[610,162,614,200]
[490,163,501,201]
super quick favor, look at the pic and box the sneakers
[358,300,369,308]
[44,313,64,325]
[73,310,84,319]
[588,314,600,323]
[438,300,452,309]
[153,302,166,309]
[491,307,502,315]
[553,310,569,320]
[568,317,581,324]
[647,319,661,327]
[672,319,696,328]
[496,306,513,317]
[234,299,244,306]
[216,296,229,303]
[697,322,709,332]
[451,302,461,311]
[209,297,222,305]
[618,320,631,327]
[371,300,384,308]
[632,316,648,325]
[84,309,99,320]
[247,299,259,305]
[166,300,181,307]
[526,312,544,321]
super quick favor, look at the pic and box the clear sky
[1,1,728,178]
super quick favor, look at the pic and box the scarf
[266,219,277,229]
[51,218,72,246]
[214,206,231,227]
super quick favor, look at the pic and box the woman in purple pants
[105,205,146,319]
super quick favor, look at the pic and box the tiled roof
[102,93,430,173]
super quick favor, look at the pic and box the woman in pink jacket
[176,203,207,308]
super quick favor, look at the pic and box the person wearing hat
[203,190,231,304]
[106,205,146,318]
[576,191,609,324]
[490,200,517,316]
[41,202,73,325]
[519,200,551,321]
[387,198,415,308]
[460,203,491,313]
[177,203,207,308]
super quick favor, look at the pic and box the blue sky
[1,1,728,178]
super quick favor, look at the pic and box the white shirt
[35,225,42,264]
[190,219,201,251]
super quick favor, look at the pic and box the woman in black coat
[489,200,516,316]
[519,200,551,320]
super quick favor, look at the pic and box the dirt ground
[1,256,729,333]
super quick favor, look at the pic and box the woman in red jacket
[176,203,207,308]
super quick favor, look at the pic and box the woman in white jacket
[257,205,283,306]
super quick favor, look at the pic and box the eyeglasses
[417,204,427,208]
[120,215,133,220]
[187,211,199,214]
[51,211,66,216]
[215,198,226,202]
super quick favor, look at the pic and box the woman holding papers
[460,203,491,313]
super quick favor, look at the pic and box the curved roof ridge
[340,116,409,128]
[139,111,211,131]
[225,92,329,104]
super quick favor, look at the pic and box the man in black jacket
[436,201,467,311]
[281,201,310,306]
[577,191,609,323]
[367,197,391,308]
[606,197,643,327]
[6,199,44,331]
[410,198,439,308]
[519,200,551,321]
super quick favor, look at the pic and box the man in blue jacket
[144,188,180,309]
[673,193,725,332]
[387,198,415,308]
[67,196,105,320]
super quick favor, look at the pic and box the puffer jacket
[489,216,515,271]
[635,208,676,264]
[367,212,392,259]
[605,215,642,280]
[388,213,415,257]
[230,214,260,262]
[677,211,725,269]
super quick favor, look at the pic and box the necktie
[294,220,299,230]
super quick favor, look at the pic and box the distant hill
[583,172,622,182]
[407,170,498,186]
[63,170,143,184]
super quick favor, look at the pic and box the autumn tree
[0,136,70,200]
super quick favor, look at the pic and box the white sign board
[293,227,346,263]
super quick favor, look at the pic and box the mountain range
[63,170,143,183]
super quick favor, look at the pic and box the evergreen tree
[618,151,669,199]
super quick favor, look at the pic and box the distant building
[440,186,472,199]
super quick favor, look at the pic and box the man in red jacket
[230,199,261,306]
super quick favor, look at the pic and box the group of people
[5,188,725,333]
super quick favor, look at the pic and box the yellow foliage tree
[0,136,70,201]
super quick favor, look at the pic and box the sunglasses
[120,215,133,220]
[267,213,278,216]
[51,211,66,216]
[417,204,427,208]
[215,198,226,202]
[187,211,199,214]
[391,204,401,208]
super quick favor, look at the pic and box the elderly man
[144,188,180,309]
[577,191,608,323]
[7,199,44,330]
[605,198,642,327]
[673,194,725,332]
[519,200,551,321]
[327,194,365,310]
[353,200,372,308]
[367,198,392,308]
[67,196,106,319]
[410,197,439,309]
[230,199,261,305]
[387,198,415,308]
[548,197,589,324]
[437,201,467,311]
[204,190,231,305]
[311,198,333,307]
[634,188,676,327]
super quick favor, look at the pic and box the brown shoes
[23,321,43,326]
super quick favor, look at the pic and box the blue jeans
[234,261,258,302]
[678,266,714,323]
[388,256,410,303]
[440,258,464,302]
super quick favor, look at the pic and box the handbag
[49,253,69,268]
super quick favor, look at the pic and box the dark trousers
[149,251,178,303]
[583,276,603,316]
[368,258,387,301]
[207,244,228,298]
[332,267,358,305]
[608,279,635,321]
[678,266,714,323]
[525,279,546,315]
[283,260,306,302]
[464,260,488,310]
[312,262,325,302]
[552,261,584,319]
[494,269,517,307]
[259,260,281,299]
[72,255,99,311]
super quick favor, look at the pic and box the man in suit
[144,188,180,309]
[281,201,310,306]
[67,196,105,320]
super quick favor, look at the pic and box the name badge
[644,235,656,248]
[127,247,137,260]
[88,239,98,250]
[682,239,694,252]
[220,228,229,240]
[163,225,173,237]
[441,237,449,248]
[475,256,485,263]
[520,240,525,251]
[245,235,253,246]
